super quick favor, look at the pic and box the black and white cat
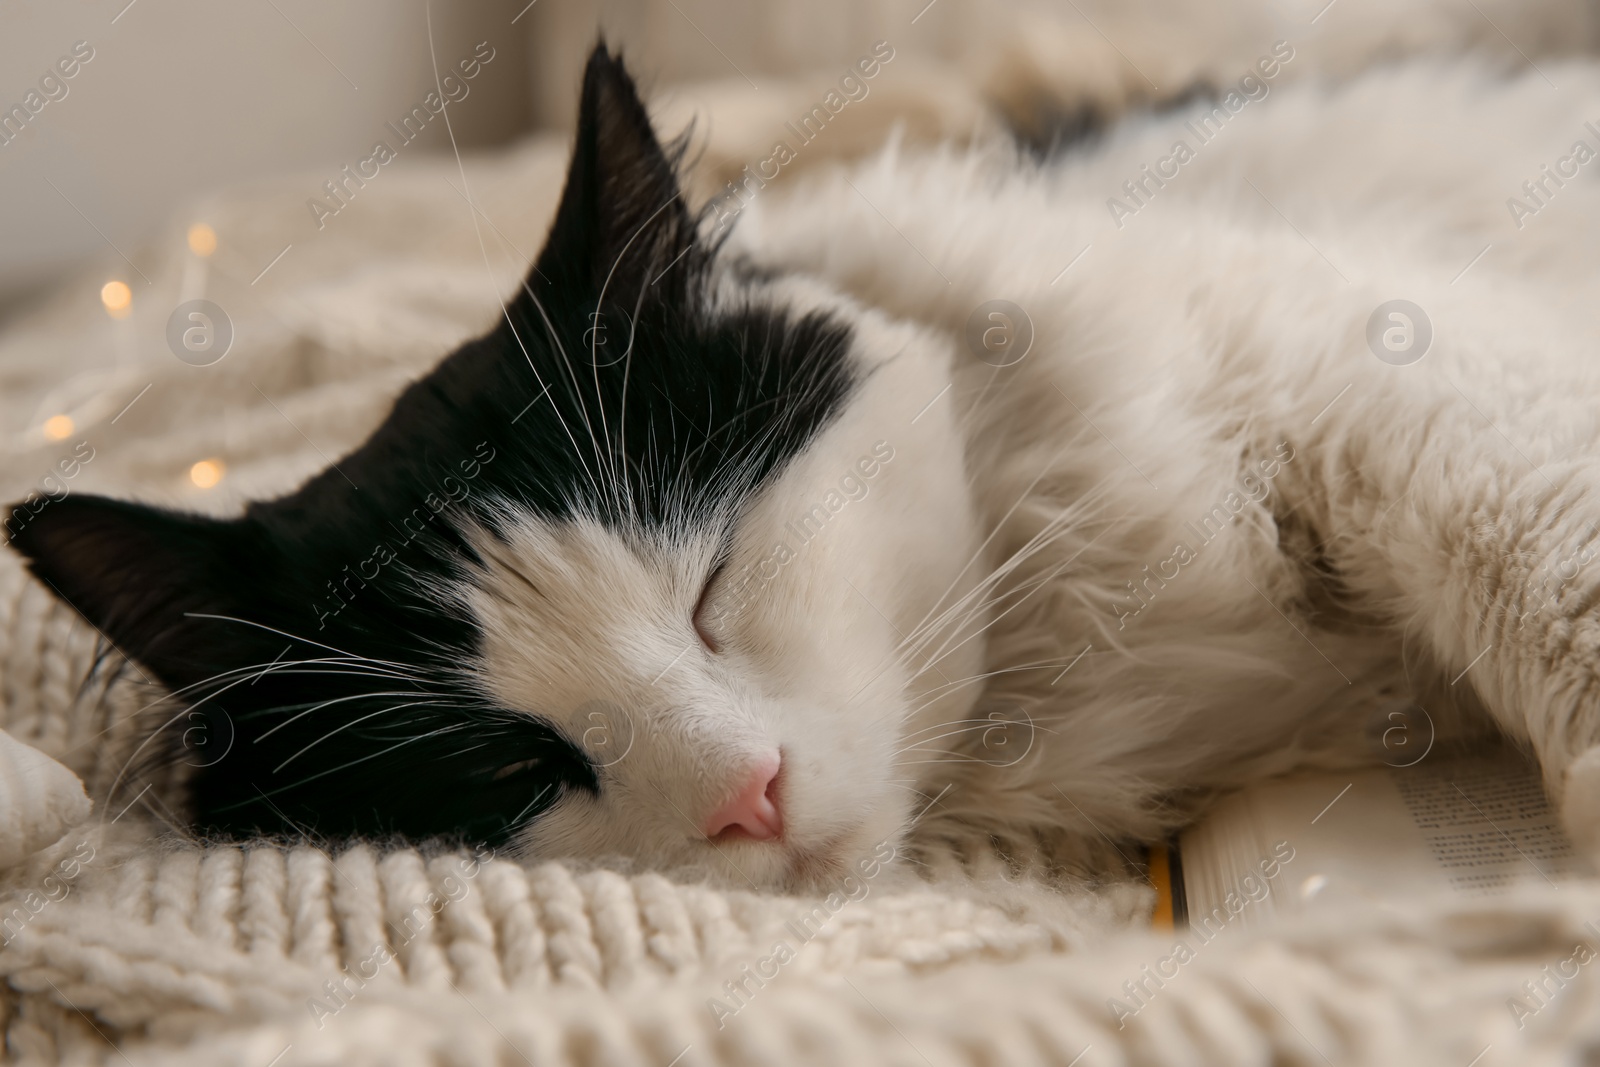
[14,42,1600,889]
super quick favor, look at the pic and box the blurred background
[0,0,1035,503]
[0,0,1004,321]
[6,0,1582,317]
[3,0,1591,503]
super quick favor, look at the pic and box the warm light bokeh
[100,280,132,318]
[189,458,225,489]
[187,223,218,257]
[42,415,74,441]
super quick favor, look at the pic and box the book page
[1177,745,1589,932]
[1390,757,1583,893]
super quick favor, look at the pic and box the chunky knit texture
[5,129,1600,1066]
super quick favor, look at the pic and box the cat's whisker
[892,491,1109,667]
[253,690,439,743]
[899,575,1035,666]
[271,698,458,773]
[897,755,1014,766]
[891,725,1014,758]
[173,661,428,700]
[909,578,1069,685]
[226,721,481,811]
[101,662,399,747]
[895,716,1019,742]
[911,503,1136,679]
[98,679,469,812]
[425,0,603,507]
[893,440,1111,657]
[612,259,665,521]
[891,713,1056,756]
[232,690,472,723]
[504,781,556,834]
[896,474,1114,651]
[100,650,413,813]
[895,659,1079,721]
[510,279,607,501]
[853,565,1077,718]
[589,194,685,512]
[181,614,425,673]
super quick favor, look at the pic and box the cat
[13,40,1600,890]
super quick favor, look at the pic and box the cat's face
[6,46,986,888]
[467,297,982,885]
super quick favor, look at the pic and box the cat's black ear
[532,42,695,298]
[5,495,277,688]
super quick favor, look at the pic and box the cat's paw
[1560,745,1600,861]
[0,728,91,869]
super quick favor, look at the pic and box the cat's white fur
[467,279,987,886]
[477,42,1600,887]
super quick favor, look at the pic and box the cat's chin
[663,824,899,893]
[779,821,908,893]
[781,834,856,889]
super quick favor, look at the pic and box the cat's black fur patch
[4,44,856,846]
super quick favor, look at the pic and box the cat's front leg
[1301,443,1600,854]
[1474,501,1600,856]
[1563,745,1600,855]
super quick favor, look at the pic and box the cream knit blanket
[4,127,1600,1067]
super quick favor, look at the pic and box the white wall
[0,0,532,304]
[523,0,985,130]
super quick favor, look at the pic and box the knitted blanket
[4,127,1600,1067]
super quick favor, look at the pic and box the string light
[42,415,74,441]
[100,280,131,319]
[186,223,217,257]
[189,458,225,489]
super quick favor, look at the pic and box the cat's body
[736,55,1600,858]
[14,40,1600,889]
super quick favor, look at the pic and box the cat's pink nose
[703,753,784,841]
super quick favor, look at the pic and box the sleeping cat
[14,41,1600,889]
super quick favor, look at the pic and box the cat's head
[5,45,987,888]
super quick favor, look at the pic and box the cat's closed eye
[693,563,725,653]
[491,758,545,781]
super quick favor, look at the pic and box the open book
[1153,744,1592,933]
